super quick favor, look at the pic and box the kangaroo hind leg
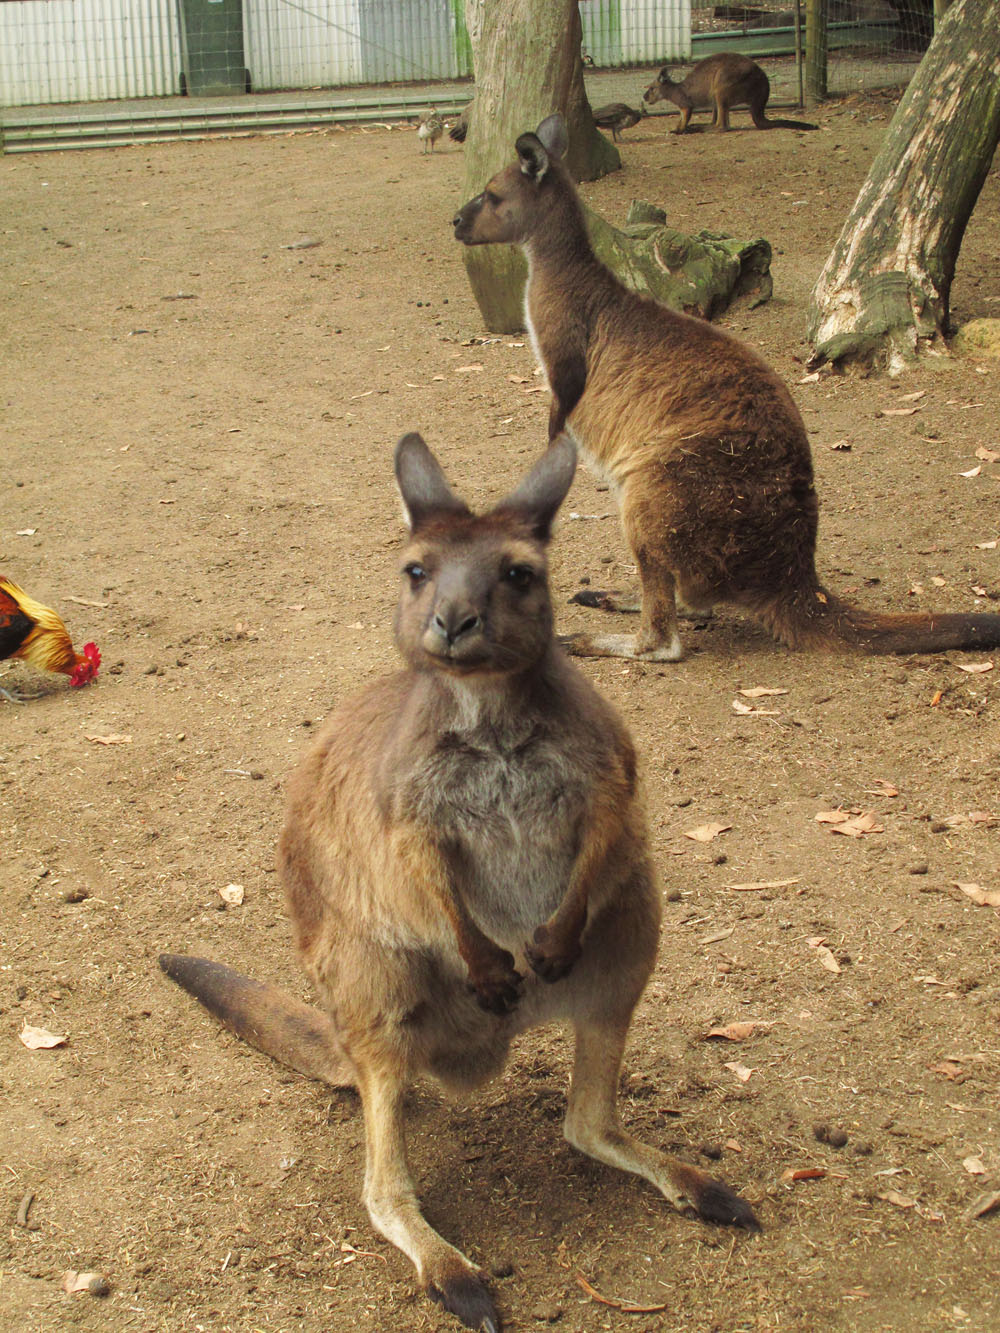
[358,1057,500,1332]
[564,1019,760,1231]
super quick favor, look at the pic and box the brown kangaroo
[160,434,759,1333]
[643,53,817,133]
[453,115,1000,662]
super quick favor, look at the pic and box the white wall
[0,0,181,107]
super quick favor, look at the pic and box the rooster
[0,576,101,699]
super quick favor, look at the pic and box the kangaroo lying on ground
[453,115,1000,662]
[643,53,818,132]
[160,434,758,1333]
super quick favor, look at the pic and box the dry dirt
[2,91,999,1333]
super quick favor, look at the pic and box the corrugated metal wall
[245,0,363,91]
[1,0,688,109]
[0,0,180,106]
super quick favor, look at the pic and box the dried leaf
[829,439,851,451]
[812,944,842,974]
[725,877,801,892]
[684,822,731,843]
[219,883,245,905]
[975,539,998,550]
[732,698,780,715]
[969,1190,1000,1219]
[723,1060,754,1082]
[781,1167,827,1183]
[880,406,920,417]
[878,1189,916,1209]
[85,733,132,746]
[954,882,1000,908]
[725,1138,743,1152]
[506,374,529,384]
[899,390,927,402]
[64,596,109,608]
[798,371,820,384]
[867,779,900,797]
[738,686,788,698]
[454,364,484,373]
[19,1023,66,1050]
[705,1021,757,1041]
[575,1272,667,1314]
[931,576,947,588]
[829,812,883,838]
[974,445,1000,463]
[930,1060,964,1080]
[959,465,982,478]
[16,528,37,536]
[962,1156,987,1175]
[815,809,850,824]
[955,661,993,674]
[699,926,735,945]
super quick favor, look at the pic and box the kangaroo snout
[452,196,482,241]
[428,601,483,654]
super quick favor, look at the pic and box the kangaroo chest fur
[399,715,585,948]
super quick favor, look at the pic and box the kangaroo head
[643,68,680,105]
[393,432,576,676]
[452,114,569,248]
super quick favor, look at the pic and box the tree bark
[807,0,1000,372]
[461,0,620,333]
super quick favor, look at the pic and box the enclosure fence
[1,0,923,153]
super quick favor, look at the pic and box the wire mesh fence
[1,0,927,153]
[690,0,924,96]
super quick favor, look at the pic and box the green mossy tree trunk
[461,0,620,333]
[807,0,1000,372]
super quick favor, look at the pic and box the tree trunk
[807,0,1000,372]
[461,0,620,333]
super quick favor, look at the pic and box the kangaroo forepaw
[427,1269,501,1331]
[524,923,581,983]
[467,953,523,1015]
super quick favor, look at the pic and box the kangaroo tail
[159,953,354,1086]
[756,585,1000,655]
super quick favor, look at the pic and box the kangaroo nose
[434,607,482,645]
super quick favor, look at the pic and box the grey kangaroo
[453,115,1000,662]
[160,433,758,1333]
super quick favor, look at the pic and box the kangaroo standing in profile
[160,434,758,1333]
[643,53,818,133]
[453,115,1000,662]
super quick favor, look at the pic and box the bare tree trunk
[807,0,1000,372]
[462,0,620,333]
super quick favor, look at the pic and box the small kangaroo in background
[643,54,818,133]
[453,115,1000,662]
[161,434,758,1333]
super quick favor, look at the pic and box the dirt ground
[2,89,999,1333]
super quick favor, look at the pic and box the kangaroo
[453,115,1000,662]
[643,53,818,133]
[160,434,759,1333]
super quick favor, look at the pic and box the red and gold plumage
[0,576,100,688]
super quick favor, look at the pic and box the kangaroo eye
[404,562,427,587]
[505,564,534,591]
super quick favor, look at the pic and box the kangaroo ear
[515,131,549,182]
[495,435,576,540]
[395,433,470,530]
[536,113,568,159]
